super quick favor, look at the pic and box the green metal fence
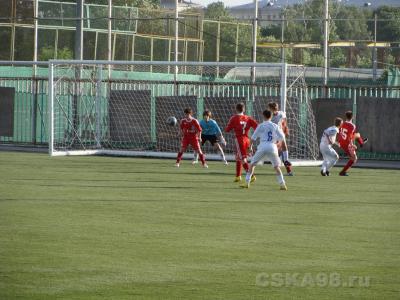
[1,65,400,160]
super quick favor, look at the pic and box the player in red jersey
[225,102,258,182]
[337,111,368,176]
[175,108,207,168]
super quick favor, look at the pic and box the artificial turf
[0,151,399,299]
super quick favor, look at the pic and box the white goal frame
[48,60,321,166]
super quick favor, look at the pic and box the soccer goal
[48,60,319,165]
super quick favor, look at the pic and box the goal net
[49,61,319,165]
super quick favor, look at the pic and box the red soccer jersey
[225,114,258,139]
[338,121,356,146]
[180,117,202,139]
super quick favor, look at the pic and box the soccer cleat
[240,182,250,189]
[284,160,292,167]
[326,171,330,176]
[339,171,349,176]
[223,159,228,165]
[320,170,327,176]
[360,137,369,148]
[280,184,288,191]
[250,175,256,183]
[192,160,198,165]
[286,172,294,176]
[202,163,209,169]
[234,176,242,182]
[175,163,180,168]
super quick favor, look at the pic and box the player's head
[334,117,343,127]
[268,102,279,113]
[236,102,245,113]
[203,109,211,120]
[184,107,193,117]
[263,109,272,120]
[345,111,353,121]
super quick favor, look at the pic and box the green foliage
[259,1,400,67]
[375,6,400,64]
[203,3,252,62]
[204,2,233,21]
[38,46,73,61]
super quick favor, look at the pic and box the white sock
[326,158,338,170]
[193,152,198,161]
[245,172,252,183]
[276,173,285,185]
[321,161,327,172]
[282,151,289,162]
[220,151,226,161]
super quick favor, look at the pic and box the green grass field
[0,151,399,299]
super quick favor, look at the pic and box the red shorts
[181,137,200,151]
[234,136,250,160]
[340,143,356,157]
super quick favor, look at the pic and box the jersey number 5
[340,128,348,140]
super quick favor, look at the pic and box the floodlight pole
[32,0,39,144]
[108,0,112,78]
[33,0,38,76]
[251,0,258,84]
[75,0,84,61]
[323,0,329,86]
[174,0,179,83]
[281,13,285,63]
[373,13,377,82]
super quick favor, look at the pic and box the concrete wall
[109,90,152,149]
[0,87,14,137]
[357,97,400,153]
[313,97,400,155]
[312,98,353,144]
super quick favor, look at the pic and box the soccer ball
[167,116,178,126]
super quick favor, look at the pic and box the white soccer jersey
[271,111,286,128]
[320,126,339,146]
[251,120,285,145]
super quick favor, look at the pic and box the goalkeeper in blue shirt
[193,109,228,165]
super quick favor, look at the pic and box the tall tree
[375,6,400,65]
[204,2,233,21]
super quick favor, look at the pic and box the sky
[201,0,250,7]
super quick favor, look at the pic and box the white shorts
[251,144,281,167]
[320,143,339,161]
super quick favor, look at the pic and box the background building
[160,0,202,12]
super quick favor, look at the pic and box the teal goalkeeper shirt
[199,119,222,136]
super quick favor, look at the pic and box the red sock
[357,136,364,146]
[243,162,249,172]
[285,165,292,173]
[176,152,183,163]
[342,160,354,173]
[199,153,206,165]
[236,161,242,177]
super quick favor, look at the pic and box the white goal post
[48,60,320,165]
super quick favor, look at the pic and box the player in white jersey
[268,102,293,176]
[241,109,287,190]
[320,117,343,176]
